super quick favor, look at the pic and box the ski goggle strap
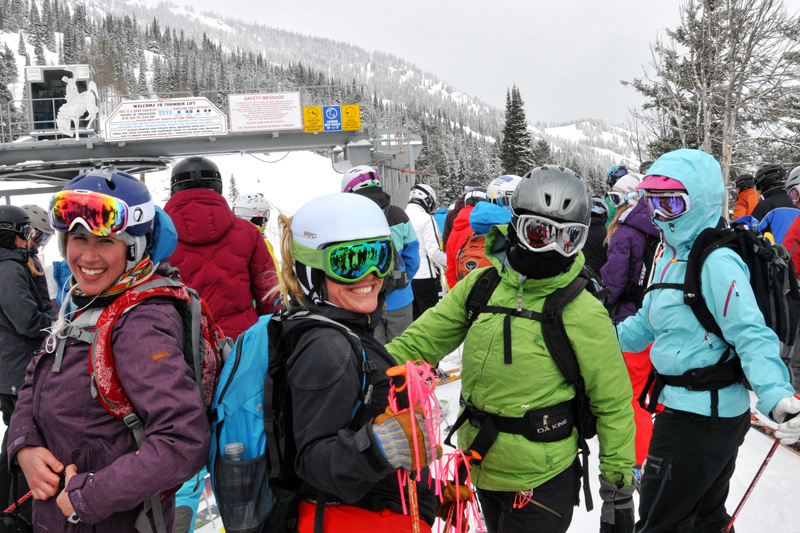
[491,191,513,209]
[514,215,588,257]
[50,189,131,236]
[343,171,381,193]
[643,191,691,220]
[291,237,394,284]
[31,229,53,246]
[789,185,800,203]
[0,221,32,241]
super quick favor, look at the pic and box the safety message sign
[303,104,361,133]
[104,97,227,141]
[228,92,303,132]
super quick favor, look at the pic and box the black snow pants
[635,407,750,533]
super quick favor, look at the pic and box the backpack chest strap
[53,322,99,374]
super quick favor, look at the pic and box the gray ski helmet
[21,204,54,234]
[786,167,800,192]
[755,163,786,192]
[512,165,591,225]
[170,157,223,194]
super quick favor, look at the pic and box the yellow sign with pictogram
[341,105,361,131]
[303,106,323,133]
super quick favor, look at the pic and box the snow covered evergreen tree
[500,85,534,175]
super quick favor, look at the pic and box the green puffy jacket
[386,225,636,491]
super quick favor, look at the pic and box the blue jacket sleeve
[617,294,655,353]
[394,220,420,279]
[701,250,794,418]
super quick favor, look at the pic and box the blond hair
[268,212,308,313]
[604,203,631,246]
[27,239,43,277]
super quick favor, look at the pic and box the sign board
[104,97,227,141]
[228,92,302,133]
[323,106,342,132]
[341,104,361,132]
[303,105,361,133]
[303,107,323,132]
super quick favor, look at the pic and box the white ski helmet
[785,166,800,193]
[487,175,523,209]
[408,183,437,213]
[291,193,391,301]
[233,193,271,222]
[292,193,391,251]
[341,165,381,193]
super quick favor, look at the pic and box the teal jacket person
[618,149,794,419]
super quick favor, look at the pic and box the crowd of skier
[1,147,800,533]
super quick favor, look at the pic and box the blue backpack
[208,311,371,533]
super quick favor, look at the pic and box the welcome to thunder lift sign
[104,92,361,140]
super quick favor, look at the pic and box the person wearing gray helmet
[387,165,636,533]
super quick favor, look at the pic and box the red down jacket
[164,188,277,339]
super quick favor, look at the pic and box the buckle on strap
[63,325,96,344]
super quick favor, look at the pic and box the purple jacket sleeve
[601,227,636,307]
[66,302,210,524]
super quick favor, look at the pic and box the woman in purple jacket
[600,172,659,475]
[8,168,210,533]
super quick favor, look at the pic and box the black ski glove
[598,475,635,533]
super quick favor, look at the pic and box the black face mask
[505,224,575,279]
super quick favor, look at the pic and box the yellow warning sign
[341,105,362,131]
[303,106,323,133]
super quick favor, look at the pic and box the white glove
[773,394,800,445]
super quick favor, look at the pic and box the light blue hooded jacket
[618,149,794,420]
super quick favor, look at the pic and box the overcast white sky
[171,1,799,125]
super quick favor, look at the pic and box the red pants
[297,501,432,533]
[623,345,654,465]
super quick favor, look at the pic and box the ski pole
[723,439,779,532]
[3,490,32,514]
[725,410,798,532]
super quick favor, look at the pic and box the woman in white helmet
[272,192,439,532]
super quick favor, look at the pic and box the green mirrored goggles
[291,237,394,284]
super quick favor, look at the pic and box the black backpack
[640,226,800,420]
[454,265,609,511]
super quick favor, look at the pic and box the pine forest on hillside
[0,0,646,205]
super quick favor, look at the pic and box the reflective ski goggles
[343,171,381,193]
[608,189,641,208]
[50,189,129,236]
[642,191,691,220]
[514,215,588,257]
[490,191,513,209]
[0,221,32,241]
[789,185,800,203]
[31,229,53,246]
[291,237,394,284]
